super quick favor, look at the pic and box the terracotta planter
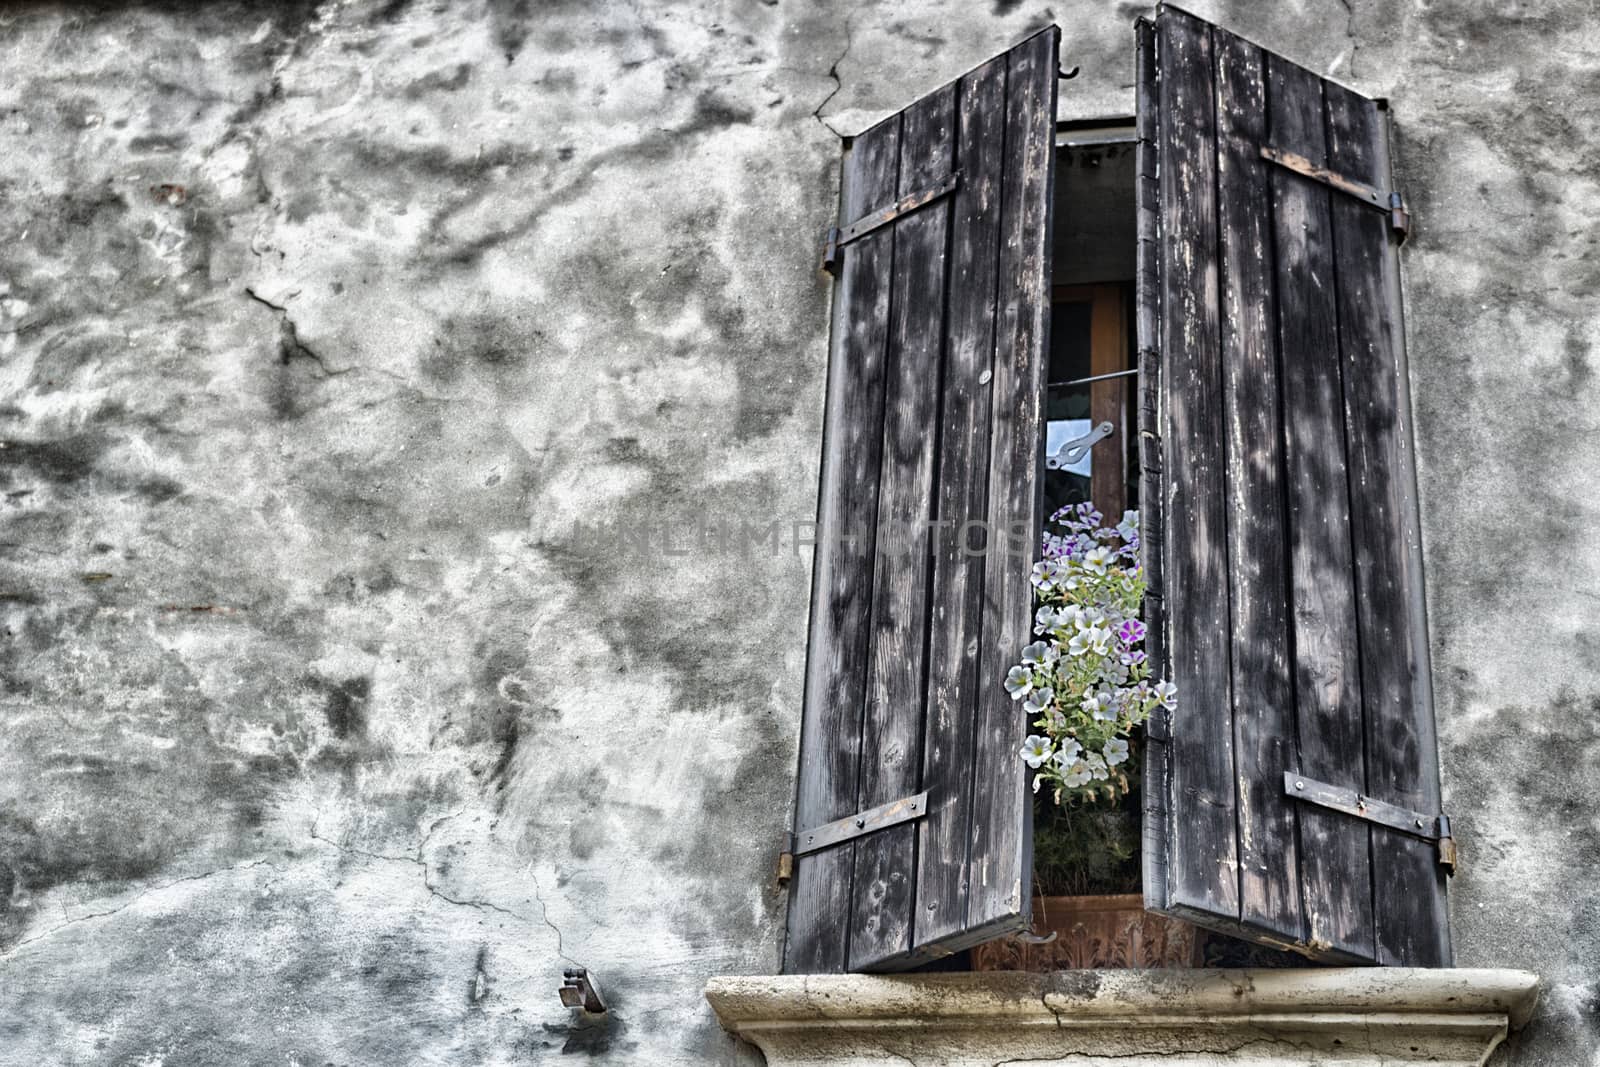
[970,893,1202,971]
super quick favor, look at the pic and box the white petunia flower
[1103,737,1130,766]
[1054,738,1083,766]
[1067,625,1112,659]
[1019,735,1053,768]
[1023,688,1055,717]
[1083,546,1116,575]
[1081,690,1116,721]
[1062,759,1093,788]
[1116,510,1140,543]
[1020,641,1058,669]
[1005,665,1035,699]
[1086,752,1111,780]
[1153,680,1178,710]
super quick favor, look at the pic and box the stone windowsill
[705,968,1540,1066]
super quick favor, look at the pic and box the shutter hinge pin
[776,842,794,887]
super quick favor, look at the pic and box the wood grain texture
[850,84,956,971]
[1215,31,1303,947]
[784,115,900,974]
[967,24,1057,942]
[1323,80,1451,967]
[913,52,1007,958]
[1135,15,1172,918]
[1267,55,1375,961]
[1154,7,1239,924]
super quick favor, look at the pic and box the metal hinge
[1259,146,1411,241]
[821,173,961,275]
[778,791,931,885]
[1283,771,1456,875]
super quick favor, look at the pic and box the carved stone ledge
[705,968,1539,1066]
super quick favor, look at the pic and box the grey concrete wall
[0,1,1593,1064]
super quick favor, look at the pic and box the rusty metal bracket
[1259,145,1411,241]
[821,173,961,274]
[1284,771,1456,875]
[791,791,930,857]
[559,968,607,1013]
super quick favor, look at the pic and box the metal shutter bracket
[1283,772,1456,874]
[821,173,961,275]
[777,792,930,886]
[1259,145,1411,240]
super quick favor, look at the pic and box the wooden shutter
[1138,5,1451,965]
[784,26,1058,974]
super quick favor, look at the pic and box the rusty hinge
[1284,771,1456,874]
[775,845,794,887]
[821,173,961,275]
[1259,145,1411,242]
[779,791,930,885]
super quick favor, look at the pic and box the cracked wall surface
[0,1,1595,1064]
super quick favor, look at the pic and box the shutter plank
[1155,8,1238,924]
[784,117,900,974]
[913,54,1007,956]
[1215,33,1303,946]
[850,84,956,971]
[1323,82,1452,967]
[1266,56,1376,961]
[968,25,1057,938]
[1135,16,1173,916]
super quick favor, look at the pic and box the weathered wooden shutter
[784,26,1058,974]
[1138,5,1451,965]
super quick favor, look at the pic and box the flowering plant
[1011,504,1176,805]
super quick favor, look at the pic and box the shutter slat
[1323,82,1452,966]
[787,118,901,974]
[850,84,957,971]
[967,27,1056,941]
[1135,17,1173,914]
[1267,56,1376,960]
[1215,31,1304,946]
[913,53,1008,955]
[1155,8,1239,925]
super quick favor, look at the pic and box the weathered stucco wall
[0,1,1594,1064]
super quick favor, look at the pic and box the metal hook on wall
[1059,64,1081,80]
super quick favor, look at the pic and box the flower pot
[970,893,1202,971]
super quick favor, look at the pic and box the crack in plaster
[0,857,278,960]
[307,811,542,929]
[244,286,352,377]
[812,17,853,139]
[530,868,582,970]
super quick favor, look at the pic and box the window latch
[1046,420,1114,471]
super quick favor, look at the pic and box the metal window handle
[1047,421,1114,471]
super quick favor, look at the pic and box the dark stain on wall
[487,0,532,64]
[323,676,372,740]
